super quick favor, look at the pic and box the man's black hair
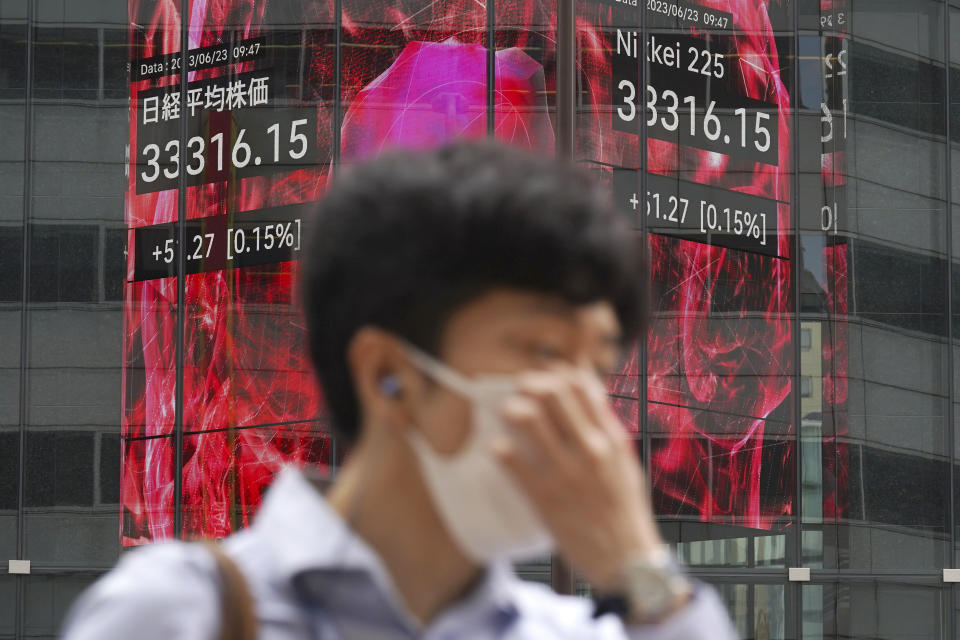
[300,141,648,442]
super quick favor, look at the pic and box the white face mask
[402,345,554,564]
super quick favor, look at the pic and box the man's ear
[346,327,422,432]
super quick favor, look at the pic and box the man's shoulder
[62,540,226,640]
[89,539,223,598]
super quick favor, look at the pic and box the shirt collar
[254,466,386,580]
[429,562,520,634]
[253,466,521,629]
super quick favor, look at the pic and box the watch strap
[591,593,630,620]
[592,546,692,624]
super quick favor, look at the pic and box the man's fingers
[517,370,627,465]
[517,372,600,453]
[500,395,576,474]
[570,370,629,443]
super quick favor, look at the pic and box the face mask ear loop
[402,342,474,398]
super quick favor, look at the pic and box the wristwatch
[593,545,693,624]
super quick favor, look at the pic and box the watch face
[624,553,691,619]
[626,566,676,615]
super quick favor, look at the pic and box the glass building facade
[1,0,960,637]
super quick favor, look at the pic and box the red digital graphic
[122,0,843,544]
[575,0,796,528]
[642,0,795,528]
[123,0,557,542]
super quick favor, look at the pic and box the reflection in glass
[677,534,786,569]
[710,582,788,640]
[796,0,950,576]
[799,233,950,571]
[804,582,943,640]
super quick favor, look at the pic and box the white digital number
[162,140,179,180]
[820,103,833,143]
[661,89,679,131]
[140,118,312,186]
[289,119,308,159]
[232,129,252,168]
[646,85,658,126]
[267,123,280,162]
[186,136,205,176]
[211,132,224,172]
[702,101,720,140]
[754,112,771,152]
[141,143,161,183]
[617,80,637,123]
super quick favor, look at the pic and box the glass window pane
[707,581,791,640]
[804,582,944,639]
[24,431,94,507]
[0,575,14,639]
[22,430,119,567]
[22,573,102,639]
[24,1,127,569]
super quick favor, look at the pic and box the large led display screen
[639,2,796,530]
[122,0,558,543]
[124,0,335,543]
[575,0,800,530]
[123,0,846,544]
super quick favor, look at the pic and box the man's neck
[325,429,483,624]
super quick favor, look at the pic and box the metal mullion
[638,0,650,484]
[689,567,948,583]
[332,0,342,173]
[550,0,576,595]
[298,27,306,103]
[172,0,189,539]
[556,0,575,158]
[97,27,104,102]
[486,0,495,137]
[944,0,955,574]
[15,0,36,637]
[687,569,797,581]
[92,432,102,506]
[943,1,955,637]
[97,225,106,302]
[791,1,804,637]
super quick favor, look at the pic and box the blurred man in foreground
[64,142,737,639]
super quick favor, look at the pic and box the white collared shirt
[62,468,737,640]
